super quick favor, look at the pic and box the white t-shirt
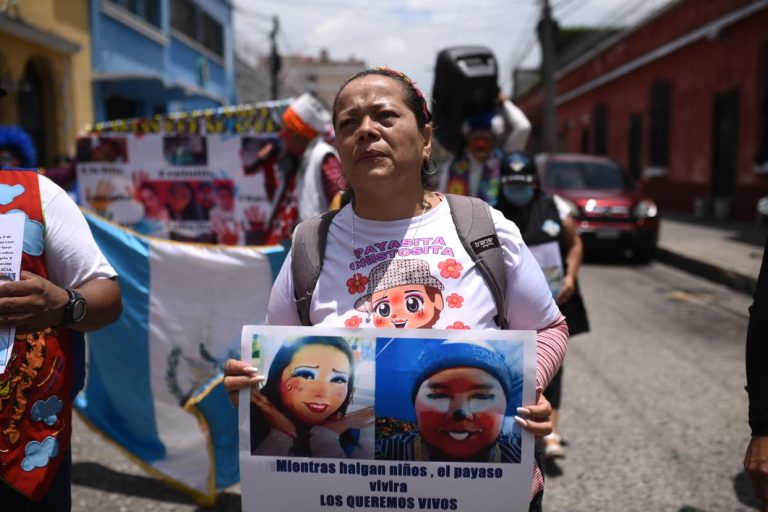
[38,175,117,287]
[267,196,559,331]
[552,194,574,221]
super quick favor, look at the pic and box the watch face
[72,299,87,323]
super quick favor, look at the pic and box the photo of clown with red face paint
[354,259,445,329]
[375,338,522,463]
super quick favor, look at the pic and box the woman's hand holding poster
[238,326,537,512]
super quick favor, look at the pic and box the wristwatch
[62,289,87,326]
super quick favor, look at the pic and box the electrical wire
[509,2,541,69]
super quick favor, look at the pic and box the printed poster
[239,325,537,512]
[0,212,24,372]
[75,103,289,245]
[527,241,564,297]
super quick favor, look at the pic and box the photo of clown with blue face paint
[375,338,523,463]
[250,335,375,458]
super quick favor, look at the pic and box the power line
[509,2,540,69]
[232,5,273,25]
[553,0,584,14]
[244,0,532,15]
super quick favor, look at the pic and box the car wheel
[633,240,656,264]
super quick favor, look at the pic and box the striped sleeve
[530,311,569,499]
[535,312,569,389]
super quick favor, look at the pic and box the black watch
[62,289,87,326]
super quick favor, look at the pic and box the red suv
[535,153,660,261]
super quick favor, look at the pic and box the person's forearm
[565,241,583,281]
[535,313,569,389]
[562,219,583,281]
[73,277,122,332]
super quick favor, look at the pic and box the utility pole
[269,16,281,100]
[538,0,558,152]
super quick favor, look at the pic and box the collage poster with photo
[75,104,288,246]
[239,325,537,512]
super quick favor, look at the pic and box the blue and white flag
[75,213,286,503]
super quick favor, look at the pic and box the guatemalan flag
[75,213,286,503]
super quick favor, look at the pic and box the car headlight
[634,200,658,218]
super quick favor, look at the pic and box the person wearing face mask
[497,151,590,462]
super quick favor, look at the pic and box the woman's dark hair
[331,67,437,190]
[251,336,356,454]
[166,181,200,220]
[139,182,159,195]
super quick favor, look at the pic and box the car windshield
[544,161,632,190]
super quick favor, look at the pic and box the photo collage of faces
[76,133,283,245]
[249,335,525,464]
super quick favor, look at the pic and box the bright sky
[233,0,674,99]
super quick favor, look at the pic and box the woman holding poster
[226,67,568,510]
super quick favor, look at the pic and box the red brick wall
[518,1,768,220]
[557,0,755,93]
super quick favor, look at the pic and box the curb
[654,247,756,296]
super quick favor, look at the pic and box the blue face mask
[502,184,534,206]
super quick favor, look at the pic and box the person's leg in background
[542,366,565,459]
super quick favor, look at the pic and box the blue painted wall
[91,0,237,122]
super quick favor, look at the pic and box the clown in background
[438,99,531,206]
[0,125,37,170]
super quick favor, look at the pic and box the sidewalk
[655,213,767,295]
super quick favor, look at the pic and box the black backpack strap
[291,209,340,326]
[444,194,508,329]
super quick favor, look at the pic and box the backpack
[290,194,508,328]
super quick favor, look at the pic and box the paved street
[544,260,759,512]
[69,258,761,511]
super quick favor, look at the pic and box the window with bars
[170,0,224,58]
[755,40,768,165]
[649,80,671,167]
[109,0,160,28]
[593,102,608,155]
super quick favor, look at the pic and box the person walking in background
[0,88,123,510]
[496,151,589,462]
[745,234,768,511]
[438,97,531,206]
[267,93,343,241]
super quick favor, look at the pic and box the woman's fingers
[224,359,264,406]
[251,391,272,411]
[514,387,553,437]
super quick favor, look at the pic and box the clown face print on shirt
[352,259,446,329]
